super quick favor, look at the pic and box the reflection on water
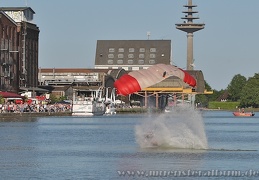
[0,111,258,179]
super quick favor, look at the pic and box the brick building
[0,7,39,93]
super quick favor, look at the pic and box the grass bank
[208,101,240,110]
[208,101,259,112]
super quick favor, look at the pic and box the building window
[139,54,145,58]
[138,60,144,64]
[118,48,124,52]
[109,48,115,53]
[129,48,135,52]
[150,48,156,52]
[118,54,124,58]
[139,48,145,52]
[117,60,123,64]
[128,60,134,64]
[149,60,156,64]
[128,54,134,58]
[150,54,156,58]
[108,54,114,58]
[107,60,113,64]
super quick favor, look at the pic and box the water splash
[135,105,208,149]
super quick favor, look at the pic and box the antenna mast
[147,32,151,40]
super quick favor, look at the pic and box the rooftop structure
[1,7,35,23]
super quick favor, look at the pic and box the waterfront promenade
[0,102,71,113]
[0,102,72,120]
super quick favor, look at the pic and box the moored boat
[104,88,116,115]
[72,87,106,116]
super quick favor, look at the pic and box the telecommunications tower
[175,0,204,70]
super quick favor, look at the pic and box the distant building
[95,40,171,70]
[0,7,39,93]
[39,68,109,87]
[38,68,126,100]
[217,90,229,102]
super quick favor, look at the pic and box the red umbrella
[0,91,23,98]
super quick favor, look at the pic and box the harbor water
[0,109,259,179]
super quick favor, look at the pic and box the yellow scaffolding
[134,87,213,108]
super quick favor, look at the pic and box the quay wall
[0,112,72,121]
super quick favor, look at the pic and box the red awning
[0,91,23,98]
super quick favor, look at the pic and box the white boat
[104,88,116,115]
[72,87,106,116]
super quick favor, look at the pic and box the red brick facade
[0,9,39,93]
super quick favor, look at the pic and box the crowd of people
[0,101,71,113]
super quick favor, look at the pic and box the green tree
[240,73,259,108]
[210,89,225,101]
[49,94,58,104]
[195,80,213,107]
[49,94,67,104]
[204,80,212,91]
[195,94,209,107]
[227,74,247,101]
[0,95,4,104]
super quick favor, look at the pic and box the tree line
[196,73,259,108]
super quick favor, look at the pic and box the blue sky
[1,0,258,91]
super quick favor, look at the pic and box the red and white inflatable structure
[114,64,196,96]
